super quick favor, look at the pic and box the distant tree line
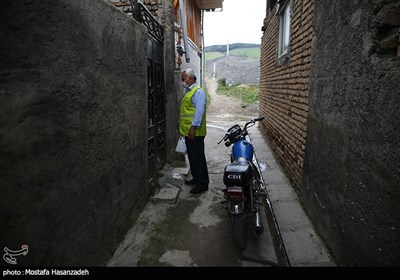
[205,43,260,53]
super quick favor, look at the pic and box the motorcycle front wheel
[232,213,247,250]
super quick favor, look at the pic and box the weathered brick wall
[109,0,160,17]
[259,0,314,191]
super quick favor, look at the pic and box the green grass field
[230,48,260,59]
[205,48,260,61]
[216,80,259,107]
[205,52,225,61]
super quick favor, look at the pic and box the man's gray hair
[182,68,197,81]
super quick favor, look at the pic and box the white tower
[213,62,216,80]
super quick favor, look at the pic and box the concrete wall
[259,0,314,190]
[108,0,183,165]
[186,40,203,85]
[0,0,149,266]
[302,0,400,266]
[176,36,203,85]
[161,0,185,164]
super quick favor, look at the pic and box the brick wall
[259,0,314,190]
[109,0,160,17]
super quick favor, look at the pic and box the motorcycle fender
[228,201,244,214]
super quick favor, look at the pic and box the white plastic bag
[175,136,187,154]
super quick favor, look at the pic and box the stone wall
[303,0,400,266]
[259,0,314,190]
[0,0,149,266]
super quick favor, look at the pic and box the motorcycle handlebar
[217,117,266,144]
[217,134,229,145]
[244,116,265,131]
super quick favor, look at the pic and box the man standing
[179,68,209,194]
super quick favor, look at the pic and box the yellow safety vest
[179,85,207,137]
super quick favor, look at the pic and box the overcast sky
[203,0,266,47]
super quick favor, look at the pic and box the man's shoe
[190,185,209,194]
[184,179,196,186]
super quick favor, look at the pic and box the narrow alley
[2,0,399,270]
[107,77,334,267]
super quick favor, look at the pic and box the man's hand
[188,126,196,140]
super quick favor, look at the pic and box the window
[278,2,291,57]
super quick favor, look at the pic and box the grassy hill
[205,43,260,52]
[230,48,260,59]
[205,52,225,61]
[204,44,260,85]
[205,44,260,61]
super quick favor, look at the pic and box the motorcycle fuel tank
[232,139,253,161]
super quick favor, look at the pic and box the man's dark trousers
[185,136,209,188]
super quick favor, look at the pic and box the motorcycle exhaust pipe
[254,209,264,236]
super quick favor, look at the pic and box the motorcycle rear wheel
[232,213,247,250]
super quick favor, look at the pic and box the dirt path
[205,76,259,124]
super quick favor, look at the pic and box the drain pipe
[179,0,190,63]
[200,9,205,87]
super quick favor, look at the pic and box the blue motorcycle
[218,117,266,250]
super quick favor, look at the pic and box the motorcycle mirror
[218,134,228,145]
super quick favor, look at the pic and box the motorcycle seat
[224,157,252,186]
[225,157,250,173]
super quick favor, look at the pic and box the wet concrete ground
[107,123,277,267]
[107,78,335,267]
[107,120,335,267]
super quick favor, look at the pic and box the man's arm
[189,89,206,140]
